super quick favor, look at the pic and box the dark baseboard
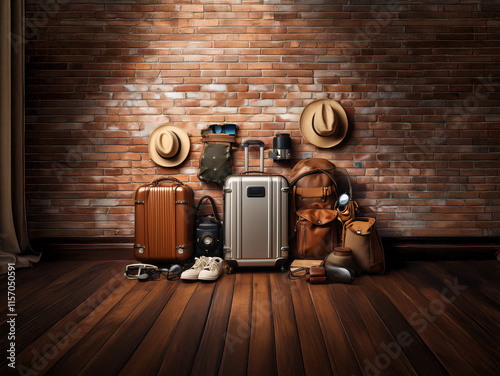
[31,237,135,261]
[30,236,500,262]
[383,237,500,265]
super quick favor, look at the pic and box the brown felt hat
[148,124,190,167]
[299,99,348,148]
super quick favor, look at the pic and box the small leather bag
[306,266,328,284]
[343,217,385,274]
[336,200,359,224]
[294,202,339,260]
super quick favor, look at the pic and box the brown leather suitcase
[134,177,194,263]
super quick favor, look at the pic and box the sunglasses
[124,263,183,281]
[288,267,310,280]
[209,124,237,136]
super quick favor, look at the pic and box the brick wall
[25,0,500,239]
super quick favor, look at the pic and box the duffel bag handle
[150,176,183,186]
[195,195,220,222]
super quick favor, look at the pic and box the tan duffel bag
[343,217,385,274]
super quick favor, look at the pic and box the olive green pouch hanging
[198,133,236,184]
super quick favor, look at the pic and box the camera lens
[202,235,213,245]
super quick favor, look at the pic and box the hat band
[158,132,181,160]
[311,114,329,138]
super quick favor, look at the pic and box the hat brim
[148,124,191,167]
[299,99,348,148]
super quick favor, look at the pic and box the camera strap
[195,195,220,222]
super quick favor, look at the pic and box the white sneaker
[198,257,224,281]
[180,256,209,280]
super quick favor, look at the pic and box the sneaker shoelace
[204,258,221,272]
[192,257,207,270]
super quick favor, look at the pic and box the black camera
[194,195,223,259]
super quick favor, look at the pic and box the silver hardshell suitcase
[223,140,289,270]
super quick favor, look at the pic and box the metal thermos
[269,133,292,161]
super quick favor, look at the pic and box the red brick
[24,2,500,239]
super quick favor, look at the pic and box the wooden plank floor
[1,259,499,376]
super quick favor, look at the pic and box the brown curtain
[0,0,40,274]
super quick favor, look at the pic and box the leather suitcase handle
[150,177,183,186]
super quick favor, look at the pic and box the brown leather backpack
[293,202,340,260]
[289,158,340,259]
[289,158,339,211]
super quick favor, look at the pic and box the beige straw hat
[148,124,191,167]
[299,99,349,148]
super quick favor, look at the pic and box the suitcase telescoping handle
[150,176,183,186]
[243,140,265,172]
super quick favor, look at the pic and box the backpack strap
[294,186,335,200]
[289,168,337,188]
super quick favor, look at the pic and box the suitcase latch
[281,187,289,193]
[175,200,188,204]
[135,244,145,254]
[223,187,232,193]
[135,200,145,204]
[176,244,186,254]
